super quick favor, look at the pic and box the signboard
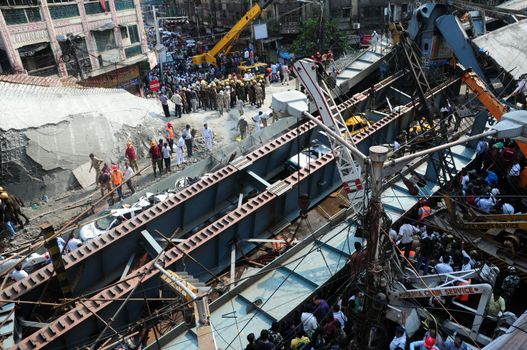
[81,64,140,89]
[150,79,160,91]
[398,286,481,299]
[254,23,268,40]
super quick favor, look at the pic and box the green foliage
[291,15,349,57]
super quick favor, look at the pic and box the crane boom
[461,70,527,158]
[192,1,271,66]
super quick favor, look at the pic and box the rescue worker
[0,193,17,235]
[223,87,230,112]
[89,153,103,187]
[183,124,193,158]
[417,199,432,220]
[237,98,244,117]
[149,140,163,177]
[190,88,198,112]
[165,122,175,150]
[124,141,139,173]
[237,117,249,140]
[1,191,29,227]
[216,90,225,116]
[110,164,124,201]
[175,134,186,166]
[202,123,213,151]
[255,83,263,108]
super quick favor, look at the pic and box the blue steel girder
[16,153,339,350]
[3,121,319,318]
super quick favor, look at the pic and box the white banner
[254,23,268,40]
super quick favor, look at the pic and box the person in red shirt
[149,140,163,177]
[125,141,139,173]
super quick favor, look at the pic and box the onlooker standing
[149,140,163,177]
[281,64,290,85]
[300,304,317,338]
[175,134,186,166]
[125,142,139,173]
[171,91,183,118]
[183,124,193,157]
[202,124,213,151]
[110,164,124,201]
[252,111,262,132]
[123,162,136,194]
[398,222,419,259]
[160,92,170,118]
[162,142,172,173]
[166,122,175,150]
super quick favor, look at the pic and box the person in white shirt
[182,124,193,158]
[393,139,400,153]
[389,228,400,243]
[476,196,496,213]
[57,237,66,253]
[202,124,213,151]
[300,304,317,337]
[398,223,419,259]
[174,136,185,166]
[502,202,515,214]
[260,111,271,128]
[162,142,172,173]
[332,304,347,329]
[66,233,82,253]
[123,162,135,194]
[252,112,262,132]
[11,264,28,282]
[389,326,406,350]
[435,255,454,274]
[171,92,183,118]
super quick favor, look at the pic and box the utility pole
[152,5,164,86]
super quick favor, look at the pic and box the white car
[286,144,332,171]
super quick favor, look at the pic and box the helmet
[167,122,173,127]
[508,266,518,274]
[424,336,436,349]
[151,139,156,146]
[112,165,118,171]
[0,186,3,192]
[0,192,8,200]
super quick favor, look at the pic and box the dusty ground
[0,80,297,254]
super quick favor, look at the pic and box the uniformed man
[175,134,186,166]
[89,153,103,187]
[252,111,262,132]
[255,83,263,108]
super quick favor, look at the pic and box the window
[93,29,116,52]
[121,24,139,45]
[114,0,134,11]
[342,8,351,18]
[124,45,141,58]
[2,7,41,25]
[49,4,80,19]
[84,0,109,15]
[0,0,38,6]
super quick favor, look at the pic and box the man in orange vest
[166,122,175,150]
[418,199,432,221]
[110,164,124,202]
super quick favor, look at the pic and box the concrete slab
[473,20,527,80]
[72,161,95,189]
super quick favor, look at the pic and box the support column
[78,0,101,70]
[42,223,73,298]
[0,13,24,72]
[40,1,69,77]
[108,0,125,61]
[133,0,148,54]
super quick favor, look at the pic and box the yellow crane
[192,0,273,66]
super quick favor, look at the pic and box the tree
[291,14,349,57]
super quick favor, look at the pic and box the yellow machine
[192,0,273,66]
[345,114,371,136]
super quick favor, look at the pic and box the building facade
[0,0,148,92]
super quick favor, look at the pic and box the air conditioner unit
[352,23,360,29]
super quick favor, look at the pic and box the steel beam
[2,121,318,314]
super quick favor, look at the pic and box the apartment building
[0,0,148,92]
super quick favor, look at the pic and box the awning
[18,43,50,58]
[91,21,114,32]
